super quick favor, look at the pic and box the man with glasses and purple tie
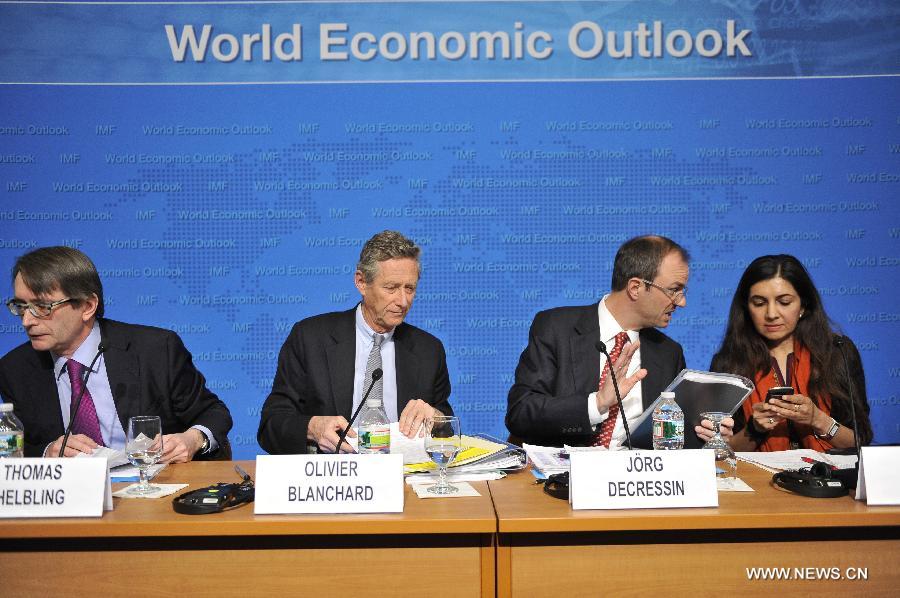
[0,246,232,460]
[507,235,715,449]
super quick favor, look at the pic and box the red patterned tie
[67,359,105,446]
[591,332,630,447]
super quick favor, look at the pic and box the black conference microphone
[58,343,106,457]
[334,367,383,454]
[831,335,862,490]
[595,340,633,450]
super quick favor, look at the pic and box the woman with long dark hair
[710,255,872,451]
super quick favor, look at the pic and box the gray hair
[356,231,421,283]
[13,246,105,318]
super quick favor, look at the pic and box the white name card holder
[0,458,111,518]
[855,446,900,505]
[570,449,718,510]
[254,453,404,514]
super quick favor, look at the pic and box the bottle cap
[660,391,675,399]
[0,403,13,412]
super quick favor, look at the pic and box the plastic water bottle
[652,392,684,450]
[0,403,25,458]
[357,397,390,454]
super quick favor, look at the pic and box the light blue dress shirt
[53,323,126,450]
[352,304,399,422]
[50,321,216,454]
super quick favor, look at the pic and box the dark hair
[12,246,105,319]
[610,235,690,291]
[710,255,872,443]
[356,230,421,283]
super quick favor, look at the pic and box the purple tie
[67,359,105,446]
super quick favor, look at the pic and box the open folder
[630,369,754,449]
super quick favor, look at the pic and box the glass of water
[425,415,461,495]
[126,416,163,495]
[700,411,736,479]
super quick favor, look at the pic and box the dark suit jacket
[257,307,452,454]
[0,319,233,458]
[506,303,685,447]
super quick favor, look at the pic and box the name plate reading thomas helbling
[0,458,110,518]
[570,450,718,510]
[254,453,404,514]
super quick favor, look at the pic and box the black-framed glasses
[639,279,687,303]
[6,298,73,318]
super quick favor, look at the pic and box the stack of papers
[338,423,526,482]
[400,428,524,475]
[525,444,619,478]
[737,449,858,473]
[524,444,571,476]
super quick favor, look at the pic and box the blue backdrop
[1,1,898,457]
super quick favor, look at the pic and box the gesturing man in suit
[258,230,452,454]
[0,246,232,460]
[507,235,689,448]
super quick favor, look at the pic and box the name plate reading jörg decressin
[570,449,718,510]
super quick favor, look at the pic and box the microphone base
[831,466,859,490]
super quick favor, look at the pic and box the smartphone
[766,386,794,402]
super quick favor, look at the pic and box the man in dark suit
[507,235,690,448]
[0,246,232,460]
[258,231,452,454]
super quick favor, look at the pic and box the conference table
[490,465,900,596]
[2,460,899,597]
[1,461,497,597]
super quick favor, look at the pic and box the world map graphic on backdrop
[1,2,898,456]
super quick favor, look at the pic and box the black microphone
[595,340,633,450]
[334,367,383,453]
[58,343,106,457]
[831,334,862,489]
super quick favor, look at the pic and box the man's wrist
[192,428,209,454]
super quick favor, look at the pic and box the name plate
[855,446,900,505]
[254,453,404,514]
[570,449,718,510]
[0,458,111,518]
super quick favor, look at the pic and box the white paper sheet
[737,449,857,473]
[411,481,480,499]
[113,483,187,499]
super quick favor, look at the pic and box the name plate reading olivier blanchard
[0,458,111,518]
[570,450,718,510]
[254,453,404,514]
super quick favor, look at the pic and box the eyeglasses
[639,279,687,303]
[6,298,73,318]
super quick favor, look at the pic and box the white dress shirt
[586,295,643,449]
